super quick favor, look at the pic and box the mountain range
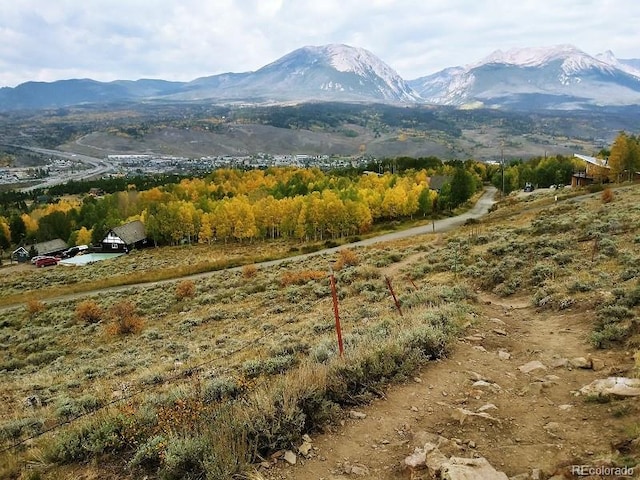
[1,44,639,111]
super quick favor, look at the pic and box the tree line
[3,133,636,252]
[0,164,482,250]
[488,131,640,194]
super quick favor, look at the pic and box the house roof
[574,154,610,169]
[428,175,452,191]
[12,246,28,255]
[111,220,146,245]
[31,238,68,255]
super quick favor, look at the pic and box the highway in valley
[1,144,114,192]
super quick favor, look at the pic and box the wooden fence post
[329,273,344,357]
[385,275,403,317]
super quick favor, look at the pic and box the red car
[35,256,58,268]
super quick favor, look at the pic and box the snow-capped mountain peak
[477,44,616,75]
[478,44,583,67]
[322,44,399,83]
[1,43,639,111]
[408,44,640,110]
[596,50,640,78]
[256,43,420,102]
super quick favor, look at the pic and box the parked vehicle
[35,256,58,268]
[62,245,89,258]
[524,182,534,192]
[30,255,49,264]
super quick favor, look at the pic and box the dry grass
[3,183,640,478]
[175,280,196,300]
[602,187,614,203]
[0,241,297,307]
[75,300,103,324]
[242,264,258,279]
[105,301,144,335]
[333,248,360,271]
[25,298,46,316]
[280,269,327,286]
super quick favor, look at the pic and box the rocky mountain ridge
[0,43,638,111]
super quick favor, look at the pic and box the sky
[1,0,639,88]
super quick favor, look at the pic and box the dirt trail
[262,293,637,479]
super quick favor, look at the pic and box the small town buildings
[101,220,148,252]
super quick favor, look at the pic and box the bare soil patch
[261,293,637,479]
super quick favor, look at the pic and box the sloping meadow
[2,184,639,478]
[0,239,476,479]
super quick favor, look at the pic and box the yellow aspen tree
[198,212,214,244]
[21,213,39,237]
[608,132,628,182]
[76,226,93,245]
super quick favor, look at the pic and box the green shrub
[0,417,44,440]
[26,350,64,366]
[623,284,640,307]
[45,413,137,463]
[494,279,521,296]
[310,341,336,364]
[244,391,306,457]
[567,280,593,293]
[591,323,630,349]
[202,377,242,404]
[598,237,618,257]
[160,435,210,480]
[529,262,556,286]
[129,435,166,470]
[597,304,634,323]
[262,355,297,375]
[552,252,574,265]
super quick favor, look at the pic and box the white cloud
[0,0,638,86]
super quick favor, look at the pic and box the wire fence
[0,292,334,454]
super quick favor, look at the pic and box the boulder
[518,361,547,374]
[569,357,591,369]
[549,358,569,369]
[23,395,42,408]
[426,447,449,477]
[298,441,312,457]
[477,403,498,412]
[404,447,426,470]
[346,463,369,476]
[451,407,500,425]
[441,456,509,480]
[283,450,297,465]
[472,380,501,392]
[498,350,511,360]
[590,357,606,371]
[579,377,640,397]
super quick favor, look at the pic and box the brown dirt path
[261,293,638,480]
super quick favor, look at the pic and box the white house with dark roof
[101,220,148,252]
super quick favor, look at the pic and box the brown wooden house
[572,154,610,187]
